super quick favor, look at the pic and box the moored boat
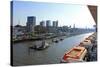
[78,39,92,50]
[61,46,87,63]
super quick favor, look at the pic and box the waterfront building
[26,16,36,32]
[46,20,51,27]
[53,21,56,27]
[53,20,58,27]
[40,21,45,26]
[56,20,58,27]
[13,25,26,39]
[73,24,75,28]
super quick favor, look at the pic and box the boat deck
[62,46,87,62]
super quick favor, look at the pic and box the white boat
[34,40,49,50]
[52,38,59,43]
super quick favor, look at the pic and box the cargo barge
[61,46,87,63]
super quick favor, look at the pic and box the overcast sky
[12,1,95,28]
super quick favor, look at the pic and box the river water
[13,32,93,66]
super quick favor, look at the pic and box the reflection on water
[13,33,93,66]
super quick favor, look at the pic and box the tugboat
[61,46,87,63]
[52,38,59,43]
[33,40,49,50]
[60,38,64,41]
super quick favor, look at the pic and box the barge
[61,46,87,63]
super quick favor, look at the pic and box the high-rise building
[56,20,58,27]
[46,20,51,27]
[40,21,45,26]
[53,21,56,27]
[73,24,75,28]
[26,16,36,32]
[53,20,58,27]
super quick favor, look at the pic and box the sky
[12,1,95,28]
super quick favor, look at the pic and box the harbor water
[13,32,93,66]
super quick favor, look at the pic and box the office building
[46,20,51,27]
[56,20,58,27]
[26,16,36,32]
[53,20,58,27]
[53,21,56,27]
[40,21,45,26]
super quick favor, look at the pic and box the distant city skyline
[13,1,95,28]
